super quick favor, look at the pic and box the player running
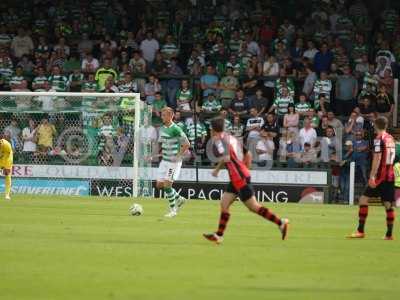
[0,138,13,200]
[156,107,190,218]
[348,116,396,240]
[203,117,289,244]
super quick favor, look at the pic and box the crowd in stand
[0,0,399,201]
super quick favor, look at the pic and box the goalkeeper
[0,138,13,200]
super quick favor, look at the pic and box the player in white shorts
[156,107,190,217]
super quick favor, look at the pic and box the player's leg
[382,182,395,240]
[203,191,236,244]
[157,160,178,216]
[348,194,370,238]
[1,165,11,200]
[242,190,289,240]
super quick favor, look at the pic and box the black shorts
[226,178,255,202]
[363,181,395,203]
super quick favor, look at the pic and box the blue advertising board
[0,178,90,196]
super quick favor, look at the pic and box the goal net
[0,91,152,198]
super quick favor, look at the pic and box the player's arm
[243,146,252,169]
[176,132,190,161]
[369,139,383,187]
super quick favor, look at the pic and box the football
[129,203,143,216]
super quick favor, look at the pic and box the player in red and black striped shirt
[348,116,396,240]
[203,118,289,244]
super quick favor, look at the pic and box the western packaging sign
[12,165,328,186]
[0,178,90,196]
[90,180,325,203]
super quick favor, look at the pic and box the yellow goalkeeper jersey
[0,139,13,169]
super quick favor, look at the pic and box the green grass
[0,195,399,300]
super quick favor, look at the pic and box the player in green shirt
[156,107,190,218]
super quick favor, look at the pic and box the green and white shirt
[202,99,222,112]
[275,78,295,98]
[186,122,207,144]
[361,72,379,96]
[295,102,311,114]
[176,88,193,111]
[32,76,48,91]
[158,122,189,162]
[273,96,294,116]
[98,125,116,151]
[48,75,69,92]
[313,79,332,103]
[9,75,25,88]
[161,43,179,57]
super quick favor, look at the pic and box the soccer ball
[129,203,143,216]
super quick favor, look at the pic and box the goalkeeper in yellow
[0,138,13,200]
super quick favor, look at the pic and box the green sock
[164,187,176,209]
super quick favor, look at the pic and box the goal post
[0,91,152,198]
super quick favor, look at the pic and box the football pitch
[0,195,399,300]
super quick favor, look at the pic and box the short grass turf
[0,195,399,300]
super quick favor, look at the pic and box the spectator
[10,66,25,90]
[81,53,100,74]
[140,31,160,65]
[283,104,299,134]
[32,66,49,92]
[202,93,222,115]
[352,130,369,185]
[231,115,244,140]
[335,65,358,116]
[152,92,167,127]
[327,111,344,133]
[36,116,57,153]
[95,58,118,90]
[22,119,37,156]
[242,67,262,97]
[302,64,317,98]
[268,87,294,121]
[250,88,269,116]
[4,118,21,149]
[245,107,264,142]
[295,93,312,117]
[68,68,84,92]
[118,72,138,93]
[166,58,183,109]
[219,67,238,108]
[314,43,333,73]
[375,85,394,118]
[229,89,250,119]
[303,40,318,61]
[256,129,275,167]
[299,117,317,149]
[129,50,146,74]
[359,63,379,98]
[345,111,364,141]
[144,74,162,105]
[176,79,193,115]
[299,142,318,167]
[10,28,34,59]
[200,65,219,99]
[313,71,332,109]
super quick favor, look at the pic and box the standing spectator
[303,40,318,61]
[36,116,57,153]
[359,63,379,98]
[22,119,37,158]
[200,65,219,99]
[242,67,261,97]
[161,34,179,64]
[166,58,183,109]
[283,104,299,134]
[314,43,333,73]
[352,130,369,184]
[345,111,364,141]
[375,85,394,119]
[262,55,280,100]
[302,64,317,98]
[219,67,238,108]
[9,66,25,90]
[268,87,294,121]
[140,31,160,65]
[10,28,34,59]
[32,66,49,92]
[335,65,358,116]
[48,66,69,92]
[295,93,312,117]
[313,71,332,107]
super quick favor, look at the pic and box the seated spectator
[327,111,344,133]
[249,88,269,117]
[230,115,244,140]
[118,72,138,93]
[375,85,394,118]
[144,74,161,105]
[100,77,119,95]
[151,92,167,127]
[256,129,275,167]
[354,54,369,79]
[32,66,49,92]
[68,68,84,92]
[295,93,311,117]
[17,54,35,75]
[176,79,193,115]
[81,52,100,74]
[10,66,25,91]
[200,65,219,99]
[299,142,318,167]
[262,55,279,100]
[219,109,232,132]
[95,58,118,90]
[274,69,295,98]
[313,71,332,109]
[245,108,264,142]
[151,51,167,76]
[161,34,179,65]
[299,117,317,149]
[303,40,318,61]
[202,93,222,116]
[378,68,394,92]
[283,104,299,133]
[219,67,238,108]
[129,51,146,74]
[345,110,364,141]
[242,67,262,97]
[229,89,250,119]
[314,43,333,73]
[358,95,377,117]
